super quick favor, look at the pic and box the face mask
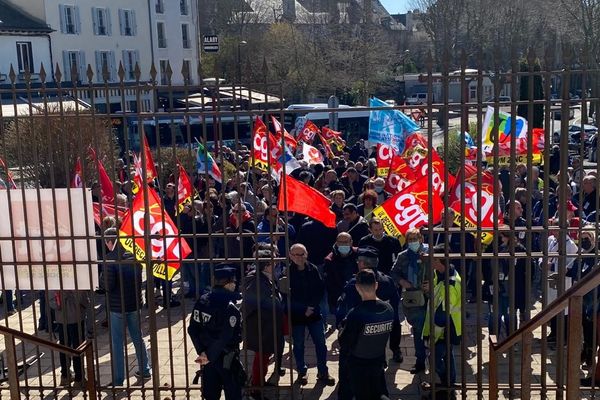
[408,241,421,253]
[337,245,351,255]
[581,238,592,251]
[375,186,384,193]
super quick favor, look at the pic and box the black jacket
[358,234,401,275]
[296,219,338,265]
[101,246,143,313]
[288,261,325,326]
[323,247,358,310]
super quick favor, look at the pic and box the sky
[379,0,411,14]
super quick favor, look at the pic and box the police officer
[338,269,394,400]
[335,247,402,362]
[188,264,243,400]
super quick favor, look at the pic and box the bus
[284,104,370,145]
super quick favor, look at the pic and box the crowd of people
[1,137,600,398]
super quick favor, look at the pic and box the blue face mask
[337,245,351,255]
[375,186,384,193]
[407,241,421,253]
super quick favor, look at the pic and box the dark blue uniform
[338,299,394,400]
[188,287,242,400]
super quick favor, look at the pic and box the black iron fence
[0,48,599,400]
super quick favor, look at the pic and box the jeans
[56,322,85,381]
[406,310,426,364]
[434,341,456,387]
[3,290,14,312]
[488,295,509,337]
[109,311,151,385]
[291,320,328,375]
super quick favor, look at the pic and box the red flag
[252,117,279,171]
[0,157,17,189]
[385,152,414,194]
[321,126,346,150]
[71,157,84,188]
[277,175,336,228]
[131,152,143,194]
[373,176,444,238]
[317,131,335,158]
[141,134,158,183]
[176,162,194,213]
[376,144,397,177]
[302,143,324,165]
[118,188,192,280]
[88,147,114,204]
[92,202,127,226]
[270,116,297,151]
[297,120,320,144]
[448,170,503,245]
[402,137,455,197]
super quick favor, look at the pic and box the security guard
[188,264,244,400]
[338,269,394,400]
[335,247,402,362]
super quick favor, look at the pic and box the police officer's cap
[357,246,379,260]
[213,264,237,281]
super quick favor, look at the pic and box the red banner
[141,134,158,183]
[297,120,320,144]
[373,176,444,238]
[384,152,414,194]
[448,169,503,245]
[177,162,194,213]
[70,157,83,189]
[92,202,127,226]
[376,144,397,177]
[252,117,278,171]
[118,188,192,281]
[321,126,346,150]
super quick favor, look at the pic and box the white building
[4,0,200,112]
[0,0,52,85]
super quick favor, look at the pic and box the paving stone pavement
[0,290,596,399]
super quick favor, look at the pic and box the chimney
[282,0,296,22]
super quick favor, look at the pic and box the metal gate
[0,46,599,400]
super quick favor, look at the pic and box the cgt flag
[384,152,413,194]
[448,168,503,245]
[119,188,191,281]
[321,126,346,151]
[176,162,194,214]
[141,134,159,183]
[278,174,337,228]
[373,176,443,238]
[376,144,397,177]
[252,117,277,171]
[297,120,320,144]
[271,116,298,151]
[302,143,324,166]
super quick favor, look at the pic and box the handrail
[488,264,600,400]
[0,324,96,400]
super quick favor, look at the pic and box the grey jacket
[48,290,89,325]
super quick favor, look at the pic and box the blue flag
[368,97,420,153]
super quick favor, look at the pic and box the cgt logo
[377,144,395,163]
[455,182,495,226]
[132,205,182,260]
[393,193,429,230]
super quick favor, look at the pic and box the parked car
[406,93,429,105]
[484,96,511,103]
[553,123,598,148]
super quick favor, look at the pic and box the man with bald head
[287,244,335,386]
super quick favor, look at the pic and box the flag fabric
[448,169,503,245]
[273,136,301,176]
[0,158,17,189]
[302,143,324,165]
[131,152,143,194]
[480,106,528,156]
[321,126,346,151]
[176,162,194,214]
[384,152,413,194]
[490,127,545,165]
[402,133,454,197]
[71,157,83,188]
[92,202,127,226]
[88,147,115,204]
[252,117,277,171]
[271,116,298,151]
[317,131,335,158]
[297,120,320,144]
[277,175,337,228]
[196,142,222,183]
[141,134,159,183]
[373,176,444,238]
[118,188,192,281]
[376,144,397,177]
[369,97,421,153]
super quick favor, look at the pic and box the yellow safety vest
[422,268,462,342]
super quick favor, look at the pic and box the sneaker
[410,363,426,374]
[135,370,151,380]
[296,373,308,386]
[317,373,336,386]
[392,350,403,363]
[59,374,73,386]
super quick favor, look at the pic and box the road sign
[203,35,219,53]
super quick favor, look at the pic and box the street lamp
[402,49,410,82]
[237,40,247,84]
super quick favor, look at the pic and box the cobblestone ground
[0,289,597,400]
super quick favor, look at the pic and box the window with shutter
[157,22,167,48]
[16,42,34,73]
[181,24,190,49]
[64,6,76,34]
